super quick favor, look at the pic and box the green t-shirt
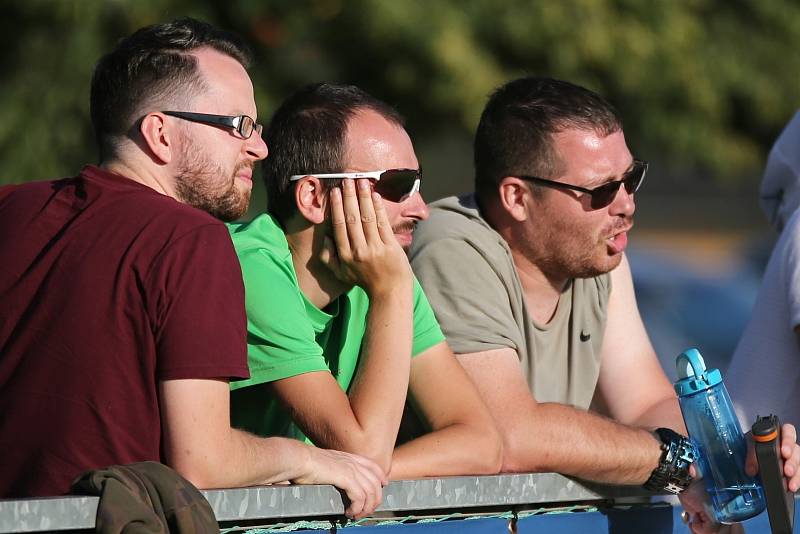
[227,213,445,441]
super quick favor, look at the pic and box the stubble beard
[175,146,251,222]
[531,216,631,281]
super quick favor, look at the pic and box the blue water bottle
[674,348,765,523]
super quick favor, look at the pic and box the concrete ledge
[0,473,655,533]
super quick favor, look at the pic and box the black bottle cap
[753,414,779,439]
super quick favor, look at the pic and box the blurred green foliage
[0,0,798,191]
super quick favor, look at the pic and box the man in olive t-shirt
[408,77,800,530]
[411,194,611,410]
[229,83,501,480]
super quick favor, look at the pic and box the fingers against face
[356,179,381,244]
[329,186,352,261]
[341,179,367,252]
[332,179,386,260]
[331,179,401,260]
[371,191,396,245]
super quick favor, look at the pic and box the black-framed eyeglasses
[518,159,648,210]
[162,111,263,139]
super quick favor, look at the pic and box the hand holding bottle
[674,348,765,524]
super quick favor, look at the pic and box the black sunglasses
[289,168,422,203]
[162,111,263,139]
[518,159,648,210]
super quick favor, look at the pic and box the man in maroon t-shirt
[0,18,383,519]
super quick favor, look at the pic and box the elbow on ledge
[498,432,546,474]
[343,436,394,478]
[170,460,229,491]
[474,426,504,475]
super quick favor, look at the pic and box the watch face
[644,429,695,494]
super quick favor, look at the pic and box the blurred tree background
[1,0,798,228]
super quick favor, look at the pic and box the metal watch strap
[643,427,696,494]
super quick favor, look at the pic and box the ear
[497,177,533,222]
[294,176,327,224]
[139,112,174,164]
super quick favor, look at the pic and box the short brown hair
[90,17,252,161]
[474,77,622,201]
[262,82,404,225]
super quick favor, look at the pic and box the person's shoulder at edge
[228,212,292,258]
[413,193,497,247]
[0,170,85,206]
[1,165,228,233]
[424,193,482,223]
[84,164,231,229]
[227,212,301,306]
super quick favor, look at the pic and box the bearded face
[517,198,630,281]
[511,128,637,283]
[174,138,252,222]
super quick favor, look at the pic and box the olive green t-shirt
[409,194,610,409]
[228,213,445,441]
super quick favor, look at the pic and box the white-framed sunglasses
[289,168,421,202]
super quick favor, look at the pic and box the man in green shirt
[229,83,501,480]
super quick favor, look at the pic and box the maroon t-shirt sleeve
[144,223,250,381]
